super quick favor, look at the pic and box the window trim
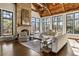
[1,10,13,36]
[52,15,63,31]
[66,12,79,34]
[31,17,40,33]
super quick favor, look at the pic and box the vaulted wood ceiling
[32,3,79,17]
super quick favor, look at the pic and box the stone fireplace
[15,3,31,36]
[17,26,30,35]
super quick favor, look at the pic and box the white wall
[31,11,40,18]
[0,3,16,35]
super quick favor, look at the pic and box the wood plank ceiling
[32,3,79,17]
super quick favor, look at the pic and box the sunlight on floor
[68,39,79,56]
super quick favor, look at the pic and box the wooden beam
[44,3,52,15]
[31,9,38,12]
[32,3,42,17]
[35,3,52,15]
[60,3,65,12]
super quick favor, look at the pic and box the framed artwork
[21,9,30,25]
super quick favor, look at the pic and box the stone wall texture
[16,3,31,26]
[15,3,31,34]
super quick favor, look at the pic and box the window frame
[52,15,63,31]
[66,12,79,34]
[31,17,40,33]
[66,13,74,34]
[1,10,13,36]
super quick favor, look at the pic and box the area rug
[20,40,41,53]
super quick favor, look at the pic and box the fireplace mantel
[17,25,31,35]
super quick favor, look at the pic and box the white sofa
[52,34,67,53]
[33,31,41,39]
[41,30,67,53]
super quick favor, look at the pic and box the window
[42,18,46,32]
[74,13,79,34]
[57,16,63,31]
[52,15,63,31]
[66,12,79,34]
[42,18,50,32]
[66,14,73,34]
[31,17,40,34]
[0,10,13,35]
[52,16,58,30]
[46,18,50,31]
[66,13,74,34]
[0,9,1,36]
[31,17,36,33]
[36,18,40,32]
[2,10,12,19]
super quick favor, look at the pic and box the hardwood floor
[0,40,74,56]
[0,41,40,56]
